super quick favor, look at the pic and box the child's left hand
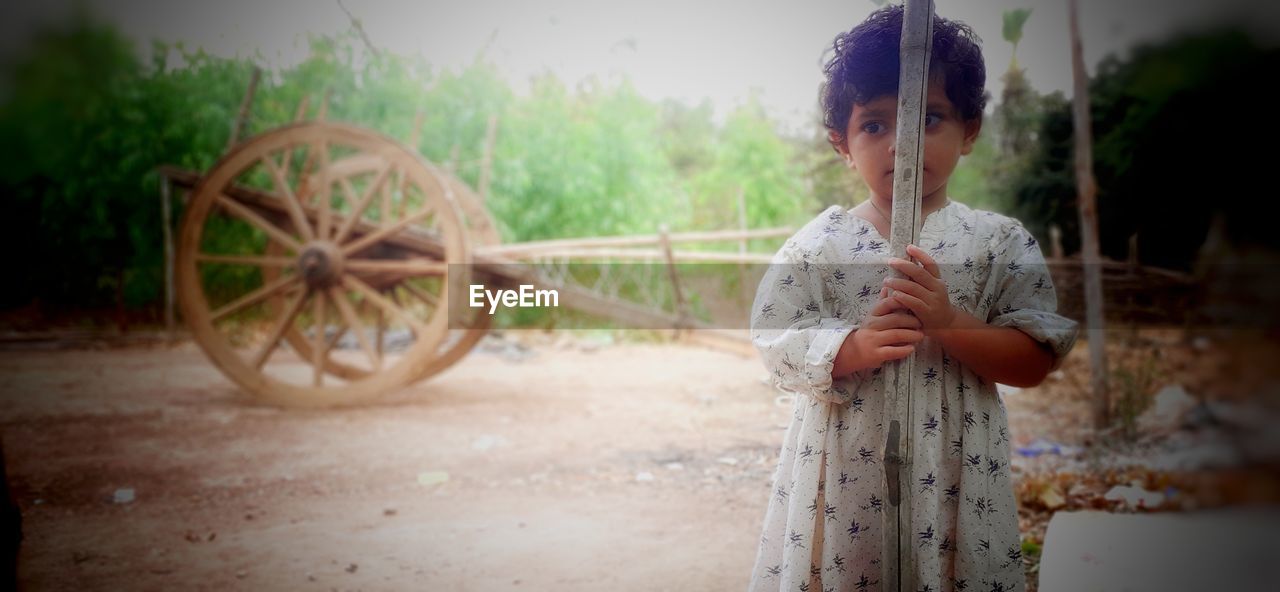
[883,244,956,335]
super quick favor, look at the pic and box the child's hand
[883,244,956,335]
[836,287,924,375]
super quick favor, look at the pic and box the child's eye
[924,113,943,127]
[862,122,885,135]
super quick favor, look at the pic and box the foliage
[1007,30,1280,269]
[0,12,1044,321]
[1002,8,1033,68]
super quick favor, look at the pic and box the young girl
[747,6,1078,592]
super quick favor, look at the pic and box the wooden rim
[261,153,502,384]
[177,122,470,407]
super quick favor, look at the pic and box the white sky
[6,0,1278,132]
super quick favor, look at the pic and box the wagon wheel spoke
[401,279,440,309]
[297,140,328,207]
[337,177,359,212]
[345,259,447,275]
[215,194,304,253]
[212,274,300,323]
[315,142,333,239]
[343,275,428,336]
[251,287,310,370]
[196,253,295,267]
[312,289,328,387]
[329,286,381,371]
[318,307,358,374]
[341,203,437,256]
[262,154,315,241]
[333,163,394,244]
[396,169,411,219]
[380,169,394,226]
[372,296,386,359]
[179,121,473,405]
[388,288,416,338]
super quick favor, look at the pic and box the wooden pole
[293,94,311,122]
[882,1,933,590]
[736,186,751,306]
[447,145,462,175]
[410,110,425,151]
[1068,0,1110,430]
[657,223,691,334]
[479,226,793,259]
[225,66,261,153]
[1049,223,1064,259]
[478,114,498,203]
[336,0,381,59]
[318,88,332,122]
[161,176,175,338]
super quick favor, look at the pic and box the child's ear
[960,118,982,155]
[828,131,854,168]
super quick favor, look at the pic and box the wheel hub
[298,241,344,289]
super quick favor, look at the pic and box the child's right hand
[834,287,925,376]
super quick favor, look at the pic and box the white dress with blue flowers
[746,200,1078,592]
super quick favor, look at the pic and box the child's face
[835,82,981,204]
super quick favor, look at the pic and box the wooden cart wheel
[261,152,502,384]
[177,122,471,407]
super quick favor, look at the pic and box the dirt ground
[0,333,795,591]
[1,328,1277,591]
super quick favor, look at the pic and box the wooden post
[318,88,332,122]
[161,176,175,338]
[1050,223,1064,259]
[1068,0,1110,430]
[736,186,751,306]
[293,94,311,122]
[881,1,933,590]
[657,223,690,334]
[447,145,462,175]
[225,66,261,153]
[337,0,381,59]
[478,114,498,203]
[410,110,425,151]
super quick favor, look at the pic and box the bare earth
[1,335,790,591]
[3,328,1275,591]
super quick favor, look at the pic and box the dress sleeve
[987,224,1080,373]
[749,240,861,405]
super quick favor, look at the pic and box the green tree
[1009,30,1279,269]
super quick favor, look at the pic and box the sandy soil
[1,335,792,591]
[2,327,1276,591]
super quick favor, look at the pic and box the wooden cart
[162,120,785,407]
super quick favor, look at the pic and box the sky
[5,0,1279,131]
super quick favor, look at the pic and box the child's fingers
[885,312,922,329]
[869,295,900,317]
[889,256,942,291]
[906,244,942,279]
[892,291,927,315]
[883,277,930,300]
[878,344,916,361]
[872,329,924,346]
[865,311,920,331]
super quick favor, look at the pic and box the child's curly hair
[821,4,988,152]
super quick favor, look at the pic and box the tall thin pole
[478,114,499,203]
[225,67,261,153]
[161,176,175,337]
[1067,0,1110,429]
[882,1,934,590]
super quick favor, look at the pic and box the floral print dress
[746,200,1079,592]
